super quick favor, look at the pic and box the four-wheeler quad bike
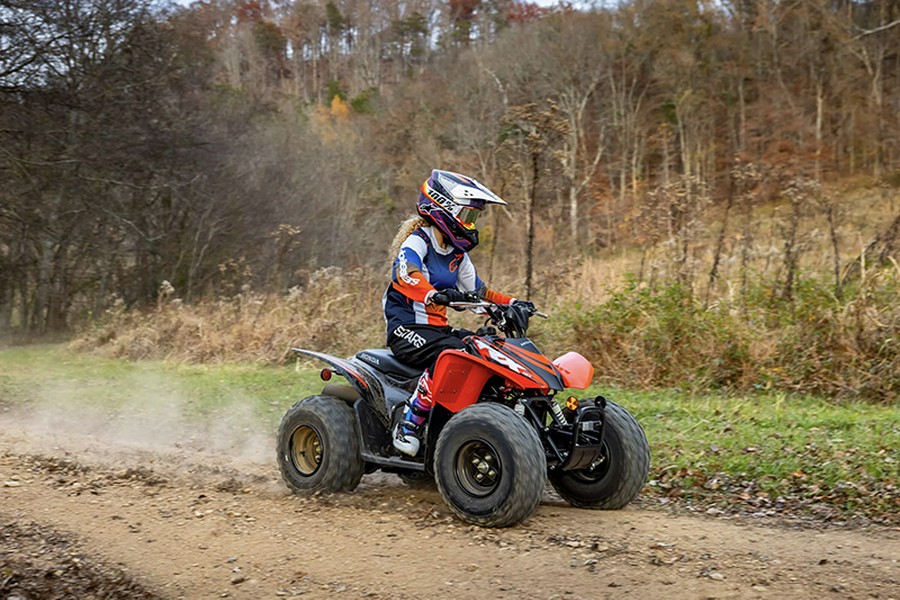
[276,301,650,528]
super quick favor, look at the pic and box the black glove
[512,299,536,314]
[431,289,473,306]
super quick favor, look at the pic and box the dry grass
[71,181,899,401]
[72,267,386,364]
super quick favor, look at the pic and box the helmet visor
[456,206,482,229]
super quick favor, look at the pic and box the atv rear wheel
[276,395,364,495]
[434,403,546,527]
[549,400,649,509]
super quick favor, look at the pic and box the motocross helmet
[417,169,507,252]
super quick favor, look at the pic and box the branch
[854,19,900,39]
[0,144,79,169]
[78,174,155,191]
[94,204,167,243]
[475,59,507,109]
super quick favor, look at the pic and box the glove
[431,289,474,306]
[512,299,536,314]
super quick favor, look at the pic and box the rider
[384,169,533,456]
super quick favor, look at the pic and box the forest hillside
[2,0,898,399]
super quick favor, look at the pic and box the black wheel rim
[454,439,502,497]
[290,425,323,476]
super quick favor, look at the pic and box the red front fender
[552,351,594,389]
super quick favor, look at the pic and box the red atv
[276,301,650,527]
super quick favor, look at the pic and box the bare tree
[498,103,567,298]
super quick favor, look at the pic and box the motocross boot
[392,373,433,457]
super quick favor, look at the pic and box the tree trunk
[706,178,735,305]
[525,152,539,299]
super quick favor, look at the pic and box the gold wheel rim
[290,425,322,475]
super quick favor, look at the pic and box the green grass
[2,345,897,521]
[601,387,899,519]
[0,344,322,427]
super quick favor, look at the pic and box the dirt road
[2,419,898,600]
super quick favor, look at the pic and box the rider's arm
[455,255,514,305]
[391,241,438,304]
[483,288,514,305]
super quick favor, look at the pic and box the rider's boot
[392,372,433,457]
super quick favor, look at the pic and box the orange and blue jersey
[383,226,512,340]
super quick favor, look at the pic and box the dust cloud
[1,371,276,480]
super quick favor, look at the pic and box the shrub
[567,271,898,402]
[73,265,898,402]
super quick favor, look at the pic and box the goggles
[424,182,483,229]
[455,206,482,229]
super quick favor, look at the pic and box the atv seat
[355,349,422,380]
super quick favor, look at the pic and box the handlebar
[448,300,549,319]
[446,300,547,338]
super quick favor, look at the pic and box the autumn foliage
[2,0,899,399]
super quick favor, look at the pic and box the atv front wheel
[434,403,546,527]
[549,400,649,509]
[276,395,364,495]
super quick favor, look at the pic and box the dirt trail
[1,425,898,600]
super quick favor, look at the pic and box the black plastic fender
[291,348,389,427]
